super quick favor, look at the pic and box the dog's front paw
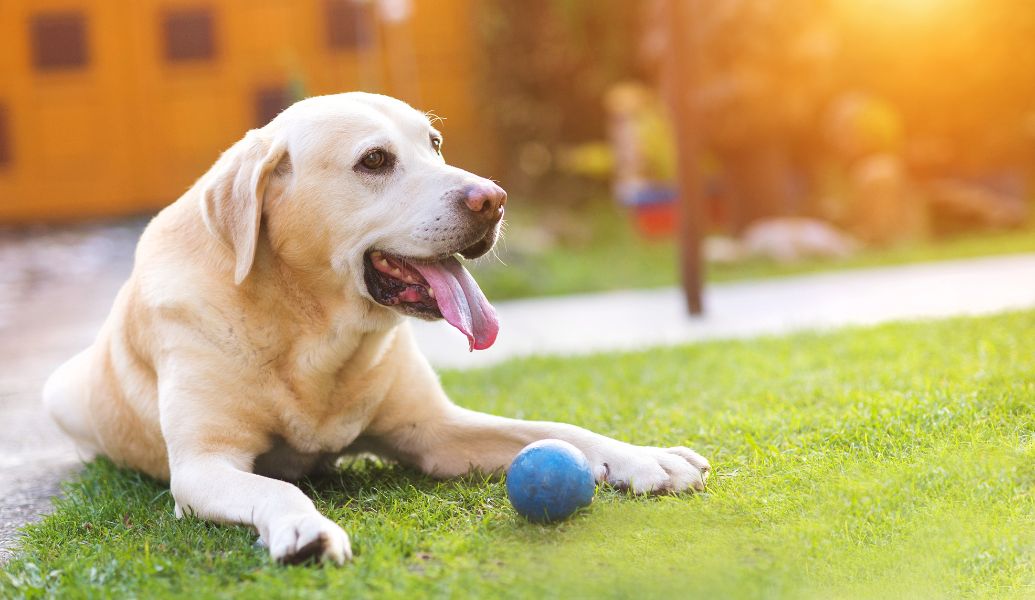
[267,513,352,565]
[593,444,710,494]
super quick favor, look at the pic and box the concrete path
[0,223,139,562]
[1,221,1033,560]
[412,253,1035,369]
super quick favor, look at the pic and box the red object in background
[623,185,678,238]
[633,201,678,238]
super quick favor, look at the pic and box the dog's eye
[431,137,442,155]
[360,150,387,170]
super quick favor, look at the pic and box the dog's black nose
[462,182,507,220]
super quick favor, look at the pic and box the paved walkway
[1,223,1033,560]
[413,253,1035,369]
[0,223,139,562]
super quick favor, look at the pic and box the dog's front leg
[168,452,352,565]
[368,358,710,494]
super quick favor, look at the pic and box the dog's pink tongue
[413,257,499,351]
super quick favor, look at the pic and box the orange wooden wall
[0,0,495,222]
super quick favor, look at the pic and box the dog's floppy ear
[200,130,289,285]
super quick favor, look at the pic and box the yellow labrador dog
[43,92,709,565]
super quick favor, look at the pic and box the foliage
[474,0,642,200]
[468,202,1035,300]
[833,0,1035,170]
[472,0,1035,218]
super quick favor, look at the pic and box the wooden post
[664,0,705,315]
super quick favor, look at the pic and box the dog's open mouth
[364,251,499,350]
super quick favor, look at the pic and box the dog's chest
[265,326,396,456]
[252,435,341,480]
[256,345,382,479]
[278,400,370,454]
[255,398,372,480]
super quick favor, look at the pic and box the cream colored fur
[42,92,709,565]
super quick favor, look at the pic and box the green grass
[4,311,1034,599]
[470,204,1035,300]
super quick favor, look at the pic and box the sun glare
[839,0,962,22]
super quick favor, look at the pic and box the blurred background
[0,0,1034,305]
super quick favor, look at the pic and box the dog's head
[199,92,504,350]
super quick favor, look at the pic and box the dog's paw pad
[278,533,329,565]
[268,514,352,566]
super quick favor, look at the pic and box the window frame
[254,86,293,127]
[30,11,90,71]
[324,0,374,51]
[161,7,218,63]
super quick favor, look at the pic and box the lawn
[470,203,1035,300]
[3,311,1034,599]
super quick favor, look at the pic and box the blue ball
[506,439,596,523]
